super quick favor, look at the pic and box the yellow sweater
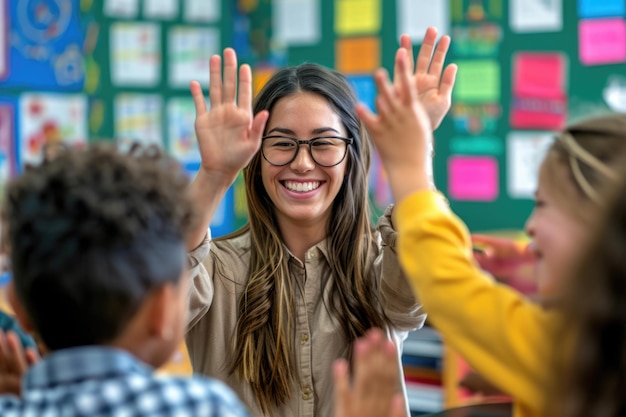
[396,190,560,417]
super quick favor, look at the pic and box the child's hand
[333,329,406,417]
[396,27,457,131]
[357,49,434,203]
[190,48,269,186]
[0,330,38,396]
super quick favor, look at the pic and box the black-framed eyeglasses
[261,135,353,167]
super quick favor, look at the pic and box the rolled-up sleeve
[376,205,426,331]
[186,229,215,331]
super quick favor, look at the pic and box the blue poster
[578,0,625,18]
[0,0,84,90]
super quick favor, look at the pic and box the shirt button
[301,333,309,344]
[302,386,312,400]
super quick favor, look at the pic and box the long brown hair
[552,162,626,417]
[219,64,392,414]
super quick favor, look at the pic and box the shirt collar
[24,346,153,390]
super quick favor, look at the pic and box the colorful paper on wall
[579,18,626,65]
[369,150,391,209]
[167,98,201,163]
[0,102,16,175]
[578,0,625,19]
[449,136,503,156]
[335,0,381,36]
[451,0,502,23]
[114,94,162,151]
[454,60,500,103]
[348,75,376,111]
[510,53,567,130]
[452,25,502,57]
[397,0,449,43]
[335,37,380,74]
[452,103,501,134]
[507,132,554,198]
[168,27,218,89]
[19,93,87,168]
[510,0,562,33]
[0,0,84,90]
[110,22,160,87]
[273,0,320,45]
[448,155,499,201]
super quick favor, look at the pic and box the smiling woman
[182,27,457,417]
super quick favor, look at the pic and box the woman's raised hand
[190,48,269,185]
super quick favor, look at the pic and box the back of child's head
[552,164,626,417]
[541,114,626,224]
[2,143,195,351]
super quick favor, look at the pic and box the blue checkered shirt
[0,346,250,417]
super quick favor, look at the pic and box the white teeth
[284,181,320,192]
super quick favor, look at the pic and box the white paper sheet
[19,93,87,166]
[144,0,179,19]
[168,26,218,88]
[184,0,220,22]
[167,97,201,163]
[507,131,554,199]
[114,94,163,151]
[110,22,160,87]
[397,0,449,43]
[510,0,562,33]
[104,0,139,18]
[273,0,320,45]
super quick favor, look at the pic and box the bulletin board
[257,0,626,232]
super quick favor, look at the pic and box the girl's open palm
[396,27,457,130]
[191,48,268,184]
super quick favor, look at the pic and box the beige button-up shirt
[186,207,425,417]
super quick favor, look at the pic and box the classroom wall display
[0,0,85,90]
[258,0,626,233]
[3,0,626,236]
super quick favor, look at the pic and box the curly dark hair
[2,143,196,350]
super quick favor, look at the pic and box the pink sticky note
[513,53,566,98]
[579,18,626,65]
[448,156,499,201]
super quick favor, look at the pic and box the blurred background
[1,0,625,236]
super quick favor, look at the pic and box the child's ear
[146,284,175,341]
[7,281,34,334]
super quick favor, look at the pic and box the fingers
[428,34,451,77]
[4,332,28,374]
[222,48,238,103]
[24,348,38,366]
[332,359,351,417]
[415,27,438,74]
[394,49,416,103]
[395,34,414,84]
[389,394,408,417]
[208,54,223,108]
[238,64,253,112]
[439,64,458,98]
[355,103,379,134]
[250,110,270,143]
[190,81,208,116]
[373,68,397,117]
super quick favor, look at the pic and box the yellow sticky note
[335,0,381,36]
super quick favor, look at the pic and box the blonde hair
[540,114,626,224]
